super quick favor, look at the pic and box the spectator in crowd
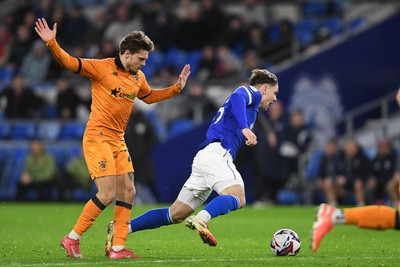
[243,23,269,58]
[7,24,33,71]
[219,15,245,55]
[103,4,143,47]
[0,73,43,119]
[5,0,34,33]
[125,104,159,203]
[215,44,241,79]
[184,81,217,124]
[34,0,53,21]
[264,19,294,64]
[252,100,286,204]
[60,148,92,202]
[65,5,91,47]
[176,6,206,51]
[337,137,371,206]
[196,45,218,81]
[55,76,83,119]
[20,39,51,85]
[199,0,226,45]
[315,137,343,205]
[241,49,264,80]
[0,24,12,66]
[280,109,312,185]
[366,138,397,204]
[142,0,176,52]
[16,139,57,201]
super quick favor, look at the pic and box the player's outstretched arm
[35,18,57,43]
[175,64,191,91]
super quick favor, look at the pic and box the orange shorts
[82,135,134,180]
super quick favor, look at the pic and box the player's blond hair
[249,69,278,86]
[119,31,154,54]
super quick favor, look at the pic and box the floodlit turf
[0,202,397,267]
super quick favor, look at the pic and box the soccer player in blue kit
[105,69,279,252]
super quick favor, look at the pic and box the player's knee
[96,191,116,206]
[239,196,246,208]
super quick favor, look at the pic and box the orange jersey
[46,39,181,140]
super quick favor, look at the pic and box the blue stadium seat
[163,48,188,72]
[349,17,367,32]
[47,144,69,170]
[10,122,37,140]
[305,150,324,181]
[277,190,301,205]
[303,2,328,17]
[59,122,86,140]
[37,121,62,141]
[0,144,29,200]
[295,31,315,47]
[187,50,202,76]
[294,18,318,34]
[321,17,344,37]
[0,121,11,139]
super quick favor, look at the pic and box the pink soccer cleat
[311,203,336,252]
[60,235,83,259]
[108,248,139,259]
[186,216,217,247]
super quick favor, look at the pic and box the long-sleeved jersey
[199,85,261,159]
[45,39,180,140]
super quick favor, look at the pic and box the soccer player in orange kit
[35,18,191,259]
[311,88,400,252]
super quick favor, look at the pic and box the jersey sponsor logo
[112,71,118,76]
[110,87,136,100]
[99,160,107,171]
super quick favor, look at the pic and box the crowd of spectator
[4,0,383,204]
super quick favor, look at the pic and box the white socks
[332,209,346,224]
[195,210,211,223]
[68,230,80,240]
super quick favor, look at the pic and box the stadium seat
[295,31,315,47]
[303,2,328,17]
[305,150,324,181]
[47,144,69,170]
[0,144,30,200]
[187,50,202,76]
[9,121,37,140]
[321,17,344,37]
[0,121,11,139]
[349,17,367,32]
[294,18,318,35]
[37,121,62,141]
[163,48,188,72]
[58,121,86,140]
[277,190,301,205]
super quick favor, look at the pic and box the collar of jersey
[114,55,125,71]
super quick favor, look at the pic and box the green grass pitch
[0,203,397,267]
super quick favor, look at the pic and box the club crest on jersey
[99,160,107,171]
[134,75,139,81]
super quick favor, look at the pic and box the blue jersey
[198,85,262,159]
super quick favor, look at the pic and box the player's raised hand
[34,18,57,42]
[242,128,257,146]
[176,64,191,91]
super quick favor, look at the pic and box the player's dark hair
[249,69,278,86]
[119,31,154,54]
